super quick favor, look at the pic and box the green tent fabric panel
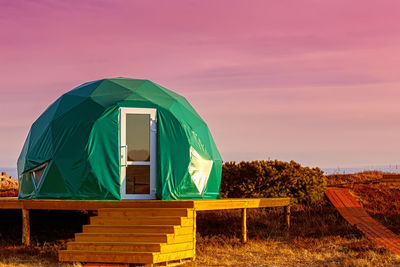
[17,78,222,200]
[17,131,31,176]
[168,101,206,130]
[135,81,178,108]
[157,108,191,200]
[90,80,132,107]
[36,161,69,198]
[86,107,121,200]
[18,172,35,199]
[53,94,88,120]
[68,79,104,97]
[25,98,60,162]
[107,78,146,92]
[25,126,53,172]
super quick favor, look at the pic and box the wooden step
[59,250,194,264]
[153,250,194,263]
[59,250,154,264]
[83,225,177,234]
[91,216,193,227]
[60,205,195,265]
[83,225,193,235]
[76,233,169,243]
[98,208,192,217]
[67,241,194,253]
[90,216,193,226]
[75,233,193,244]
[67,241,162,252]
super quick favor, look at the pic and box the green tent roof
[17,78,222,200]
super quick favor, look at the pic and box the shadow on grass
[0,210,88,246]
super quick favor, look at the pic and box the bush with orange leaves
[0,172,18,197]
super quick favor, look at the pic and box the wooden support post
[22,208,30,246]
[284,205,291,229]
[241,208,247,243]
[193,209,197,261]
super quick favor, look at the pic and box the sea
[1,165,400,179]
[322,165,400,175]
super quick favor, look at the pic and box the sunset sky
[2,0,400,170]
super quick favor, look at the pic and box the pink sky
[2,0,400,169]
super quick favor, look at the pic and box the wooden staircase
[59,205,195,265]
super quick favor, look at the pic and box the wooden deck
[325,188,400,256]
[0,197,290,211]
[0,197,290,266]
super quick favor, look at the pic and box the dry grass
[183,200,399,266]
[0,244,81,267]
[0,172,399,266]
[0,173,18,198]
[192,236,395,266]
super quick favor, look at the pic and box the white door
[120,108,157,199]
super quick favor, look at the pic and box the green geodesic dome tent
[17,78,222,200]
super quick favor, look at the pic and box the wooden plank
[152,250,194,263]
[59,250,155,264]
[170,234,193,244]
[241,208,247,243]
[1,198,291,211]
[83,263,129,267]
[258,198,291,207]
[90,216,184,226]
[74,233,194,244]
[193,198,290,211]
[75,233,170,243]
[67,242,162,252]
[98,208,191,218]
[326,187,400,256]
[174,226,193,235]
[83,225,178,234]
[0,198,22,209]
[160,242,194,253]
[22,208,30,246]
[20,200,195,210]
[193,210,196,261]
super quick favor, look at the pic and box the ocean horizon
[322,165,400,175]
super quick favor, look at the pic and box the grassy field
[0,172,399,266]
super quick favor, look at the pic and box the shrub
[220,160,326,204]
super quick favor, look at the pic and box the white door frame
[120,107,157,199]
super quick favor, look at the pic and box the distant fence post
[22,208,30,246]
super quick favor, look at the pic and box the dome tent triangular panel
[17,78,222,200]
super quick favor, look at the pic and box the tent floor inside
[58,206,195,265]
